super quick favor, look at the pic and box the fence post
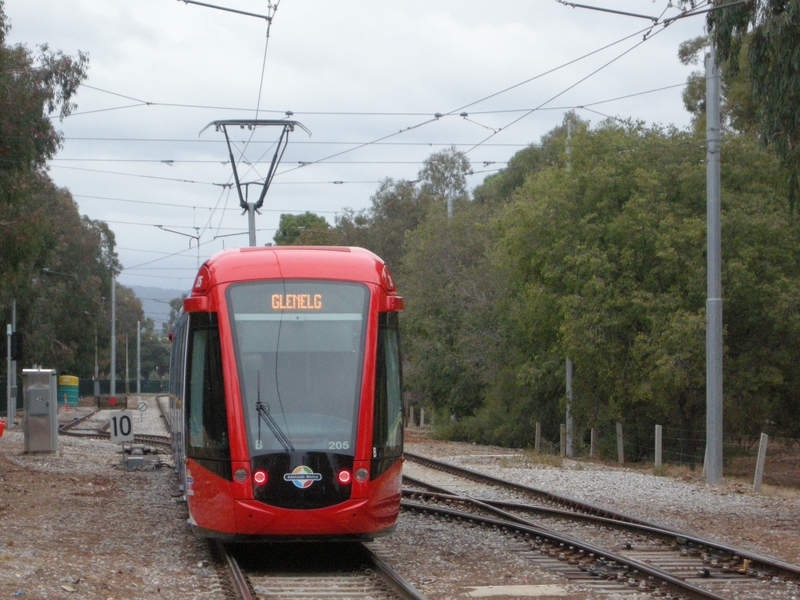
[560,424,566,456]
[420,407,425,428]
[535,421,541,453]
[590,427,596,459]
[702,444,707,478]
[616,422,624,464]
[655,424,663,468]
[753,433,769,494]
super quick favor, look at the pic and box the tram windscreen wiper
[255,372,294,452]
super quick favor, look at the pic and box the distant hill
[131,285,187,327]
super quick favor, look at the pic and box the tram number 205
[329,440,349,450]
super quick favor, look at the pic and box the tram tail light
[337,470,352,485]
[253,470,268,486]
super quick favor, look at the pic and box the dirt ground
[0,424,798,599]
[724,442,800,489]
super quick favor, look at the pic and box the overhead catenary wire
[462,21,671,154]
[39,2,703,286]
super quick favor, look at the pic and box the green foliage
[474,113,587,206]
[336,178,430,272]
[0,9,87,172]
[709,0,800,207]
[417,147,471,208]
[273,212,332,246]
[400,200,500,420]
[334,149,472,273]
[0,3,117,382]
[329,53,800,449]
[162,295,187,337]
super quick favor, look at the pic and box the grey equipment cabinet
[23,368,58,453]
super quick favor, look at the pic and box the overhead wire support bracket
[555,1,659,22]
[200,119,310,246]
[178,0,273,22]
[555,0,752,25]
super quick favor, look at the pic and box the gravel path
[0,406,797,600]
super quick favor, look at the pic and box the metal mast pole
[566,358,574,457]
[94,325,99,397]
[5,324,10,422]
[9,300,16,425]
[706,40,723,485]
[136,321,141,400]
[201,119,309,248]
[110,273,116,398]
[565,119,574,458]
[247,203,257,247]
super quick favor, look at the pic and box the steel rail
[404,453,800,581]
[402,499,729,600]
[218,541,429,600]
[58,408,102,432]
[405,451,661,526]
[362,545,430,600]
[218,542,255,600]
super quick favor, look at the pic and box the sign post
[109,410,135,469]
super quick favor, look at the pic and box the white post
[8,300,17,426]
[753,433,769,494]
[616,422,624,464]
[565,358,574,457]
[136,321,141,401]
[655,424,663,467]
[535,421,541,453]
[590,427,597,459]
[125,332,129,395]
[420,407,425,428]
[5,324,11,424]
[110,272,116,398]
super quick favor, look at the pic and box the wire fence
[556,423,800,488]
[1,376,170,416]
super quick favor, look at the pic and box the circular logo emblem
[283,465,323,489]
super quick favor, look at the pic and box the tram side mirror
[384,296,404,312]
[184,295,210,313]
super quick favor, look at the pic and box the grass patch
[519,449,563,468]
[652,463,671,477]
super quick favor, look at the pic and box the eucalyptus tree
[493,120,800,449]
[706,0,800,208]
[273,212,332,246]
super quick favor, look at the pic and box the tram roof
[198,246,388,288]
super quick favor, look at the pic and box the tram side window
[373,311,403,475]
[186,312,229,456]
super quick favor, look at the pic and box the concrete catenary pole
[136,321,141,400]
[110,272,116,398]
[706,40,723,485]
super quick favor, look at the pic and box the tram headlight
[354,467,369,482]
[253,470,268,486]
[234,468,248,483]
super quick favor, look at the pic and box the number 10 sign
[109,410,134,444]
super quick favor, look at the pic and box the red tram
[168,246,404,541]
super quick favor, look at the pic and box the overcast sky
[6,0,710,315]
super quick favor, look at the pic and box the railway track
[403,453,800,600]
[58,406,172,454]
[218,541,428,600]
